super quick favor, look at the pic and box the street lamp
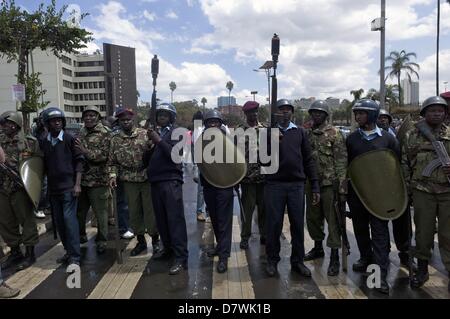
[250,91,258,101]
[253,60,273,105]
[371,0,386,110]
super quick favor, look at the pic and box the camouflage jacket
[79,123,111,187]
[0,132,42,194]
[109,127,152,183]
[239,122,266,184]
[401,123,450,194]
[307,123,347,193]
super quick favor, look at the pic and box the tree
[350,88,365,101]
[436,0,450,94]
[0,0,93,129]
[201,97,207,110]
[365,88,380,101]
[169,81,177,103]
[226,81,234,106]
[172,100,202,129]
[385,50,420,106]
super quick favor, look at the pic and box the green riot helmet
[308,100,330,116]
[420,96,448,117]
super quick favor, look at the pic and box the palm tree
[201,97,207,110]
[365,88,380,101]
[385,50,420,106]
[169,81,177,103]
[350,88,365,102]
[436,0,450,94]
[226,81,234,106]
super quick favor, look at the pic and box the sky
[16,0,450,107]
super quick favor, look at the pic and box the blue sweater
[41,132,84,195]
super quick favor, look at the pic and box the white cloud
[89,1,233,105]
[417,49,450,100]
[191,0,450,101]
[143,10,156,22]
[186,0,195,7]
[166,10,178,19]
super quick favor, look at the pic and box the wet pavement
[2,165,449,299]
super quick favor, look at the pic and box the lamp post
[253,60,273,105]
[371,0,386,110]
[250,91,258,101]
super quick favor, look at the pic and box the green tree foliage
[223,113,244,128]
[173,100,202,129]
[21,72,50,113]
[169,81,176,103]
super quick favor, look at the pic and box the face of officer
[245,109,258,124]
[2,120,19,137]
[354,110,369,128]
[83,111,99,129]
[310,110,327,127]
[48,117,63,136]
[157,110,171,128]
[377,115,391,131]
[424,105,447,127]
[205,118,222,129]
[278,105,293,127]
[118,114,134,133]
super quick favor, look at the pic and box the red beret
[242,101,259,112]
[115,107,134,118]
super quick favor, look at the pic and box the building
[0,44,137,122]
[296,97,316,109]
[218,105,243,117]
[401,79,419,106]
[217,96,236,107]
[103,43,137,116]
[325,97,340,109]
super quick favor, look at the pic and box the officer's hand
[147,129,162,144]
[443,165,450,176]
[73,184,81,197]
[312,193,320,206]
[74,138,87,155]
[110,177,117,189]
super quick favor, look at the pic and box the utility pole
[380,0,386,110]
[437,0,441,95]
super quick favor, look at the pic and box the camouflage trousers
[77,186,110,246]
[240,183,265,241]
[123,182,158,237]
[0,189,38,247]
[305,185,341,249]
[413,189,450,272]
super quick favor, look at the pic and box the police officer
[346,99,399,294]
[147,103,189,275]
[201,110,234,273]
[304,100,347,276]
[377,109,414,269]
[75,106,111,254]
[239,101,266,250]
[0,112,41,272]
[401,96,450,292]
[109,108,160,256]
[265,99,320,277]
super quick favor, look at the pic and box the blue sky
[16,0,450,107]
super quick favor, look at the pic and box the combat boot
[352,257,372,273]
[1,247,24,270]
[304,241,324,261]
[130,235,147,256]
[376,271,390,295]
[151,235,161,254]
[16,246,36,271]
[327,248,340,276]
[411,259,429,288]
[398,251,417,272]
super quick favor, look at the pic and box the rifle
[333,185,350,272]
[0,162,24,188]
[145,55,159,130]
[416,120,450,184]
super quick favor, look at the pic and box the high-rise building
[217,96,236,107]
[401,79,419,106]
[0,43,137,122]
[325,97,340,109]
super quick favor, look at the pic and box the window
[99,82,105,88]
[93,82,98,89]
[94,94,99,100]
[63,80,73,89]
[74,83,78,89]
[61,55,72,66]
[77,61,104,67]
[89,94,94,101]
[75,71,104,77]
[64,92,73,101]
[62,68,72,76]
[89,82,94,89]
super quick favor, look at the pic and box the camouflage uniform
[77,122,111,249]
[109,127,158,238]
[306,123,347,249]
[401,124,450,273]
[0,133,41,249]
[239,122,266,242]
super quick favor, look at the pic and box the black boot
[130,235,147,256]
[16,246,36,271]
[352,257,372,273]
[151,235,161,254]
[1,247,24,270]
[327,248,340,276]
[376,271,390,295]
[304,241,324,261]
[399,251,417,272]
[411,259,429,288]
